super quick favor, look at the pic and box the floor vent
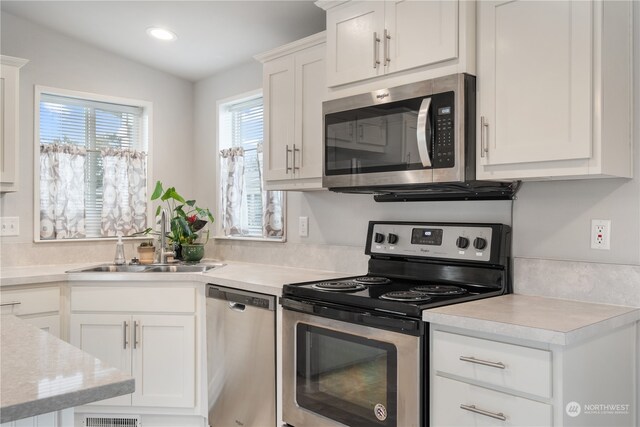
[83,415,141,427]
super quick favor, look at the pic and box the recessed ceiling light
[146,27,177,41]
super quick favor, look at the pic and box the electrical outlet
[298,216,309,237]
[591,219,611,250]
[0,217,20,237]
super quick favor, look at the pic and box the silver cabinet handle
[480,116,489,158]
[460,404,507,421]
[293,144,300,171]
[228,302,246,312]
[123,321,129,349]
[373,32,381,69]
[133,320,139,349]
[383,29,391,66]
[459,355,506,369]
[416,97,433,167]
[0,301,21,307]
[285,145,292,174]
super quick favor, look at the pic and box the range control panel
[367,222,495,262]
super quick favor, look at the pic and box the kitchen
[0,1,639,427]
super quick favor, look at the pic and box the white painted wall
[196,6,640,266]
[0,12,194,248]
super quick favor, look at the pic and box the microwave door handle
[416,98,432,167]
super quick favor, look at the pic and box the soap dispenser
[114,236,126,265]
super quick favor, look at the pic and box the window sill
[213,235,286,243]
[34,236,152,244]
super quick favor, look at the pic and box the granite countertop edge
[422,295,640,346]
[0,378,135,423]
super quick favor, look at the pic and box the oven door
[282,307,422,427]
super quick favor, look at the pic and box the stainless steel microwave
[323,74,476,193]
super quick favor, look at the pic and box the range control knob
[474,237,488,250]
[387,233,398,245]
[374,233,385,244]
[456,236,470,249]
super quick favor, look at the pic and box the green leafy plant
[138,181,214,245]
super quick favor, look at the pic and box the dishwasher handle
[207,284,275,311]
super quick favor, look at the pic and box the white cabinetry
[0,56,28,193]
[319,1,474,92]
[69,283,205,424]
[476,0,633,180]
[431,325,636,426]
[0,408,73,427]
[256,32,326,191]
[0,284,61,338]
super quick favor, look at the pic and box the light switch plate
[0,217,20,237]
[298,216,309,237]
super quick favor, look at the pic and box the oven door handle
[281,298,422,335]
[416,97,433,168]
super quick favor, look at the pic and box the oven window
[296,324,397,427]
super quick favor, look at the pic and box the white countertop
[0,261,358,296]
[0,315,134,423]
[422,294,640,346]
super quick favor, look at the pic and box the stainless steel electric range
[281,221,511,427]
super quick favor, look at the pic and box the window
[35,87,151,241]
[218,91,284,240]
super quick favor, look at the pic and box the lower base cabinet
[69,283,207,426]
[0,408,73,427]
[431,324,637,426]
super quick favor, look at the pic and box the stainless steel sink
[67,263,224,273]
[67,264,151,273]
[144,264,220,273]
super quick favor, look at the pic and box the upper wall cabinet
[318,1,475,94]
[256,32,326,191]
[1,55,29,193]
[476,0,633,180]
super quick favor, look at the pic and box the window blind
[39,93,145,238]
[229,97,264,236]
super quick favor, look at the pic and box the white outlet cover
[590,219,611,250]
[298,216,309,237]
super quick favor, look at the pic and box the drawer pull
[459,355,506,369]
[0,301,21,307]
[460,404,507,421]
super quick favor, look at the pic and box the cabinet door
[326,1,385,86]
[385,0,458,74]
[478,0,592,167]
[131,315,195,408]
[23,314,61,339]
[263,55,295,181]
[294,44,325,180]
[70,314,132,406]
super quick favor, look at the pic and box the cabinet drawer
[432,330,552,398]
[0,286,60,316]
[71,287,195,313]
[432,376,551,426]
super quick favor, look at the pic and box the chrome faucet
[159,208,176,264]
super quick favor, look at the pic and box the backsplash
[209,239,369,274]
[514,257,640,308]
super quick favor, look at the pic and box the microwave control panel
[431,91,455,169]
[368,223,493,262]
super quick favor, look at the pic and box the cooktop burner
[379,291,433,302]
[412,285,468,296]
[312,281,366,292]
[354,276,392,285]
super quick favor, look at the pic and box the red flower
[187,214,197,224]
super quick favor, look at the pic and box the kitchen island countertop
[422,294,640,345]
[0,315,134,423]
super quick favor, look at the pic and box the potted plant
[137,240,155,264]
[138,181,214,262]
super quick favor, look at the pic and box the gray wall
[195,6,640,266]
[0,12,194,246]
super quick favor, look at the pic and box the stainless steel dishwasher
[206,284,276,427]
